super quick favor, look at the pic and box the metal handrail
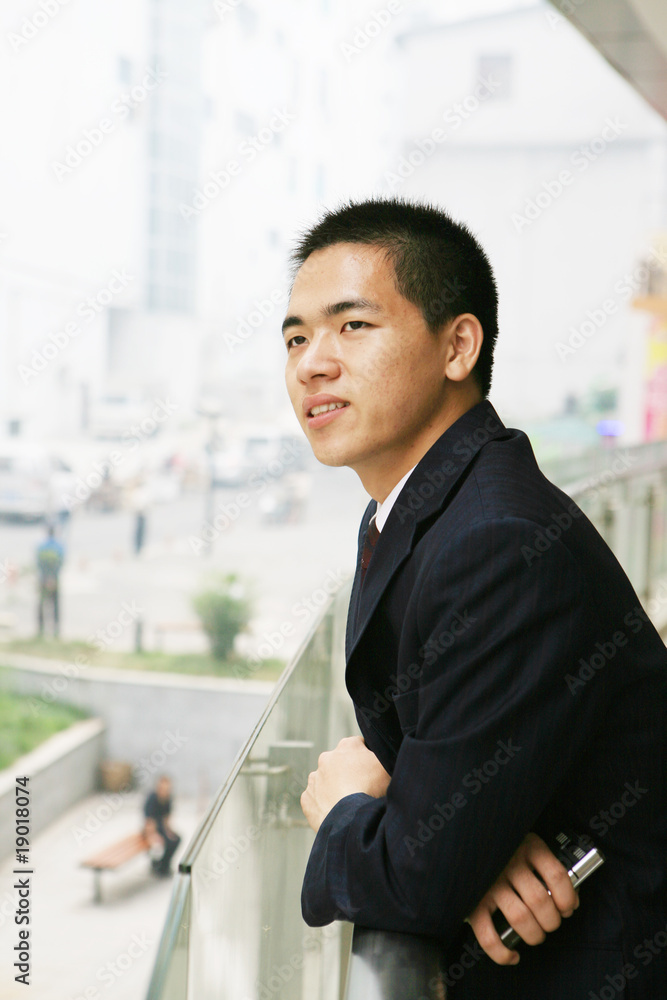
[344,927,447,1000]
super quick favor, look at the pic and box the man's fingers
[336,735,365,749]
[501,866,562,934]
[519,832,578,915]
[486,882,548,946]
[467,891,520,966]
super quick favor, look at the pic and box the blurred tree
[192,573,251,660]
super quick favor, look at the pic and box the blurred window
[477,53,513,100]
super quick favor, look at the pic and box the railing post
[644,484,656,603]
[601,498,615,548]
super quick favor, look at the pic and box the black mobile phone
[492,831,605,950]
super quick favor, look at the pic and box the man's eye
[286,335,307,349]
[342,320,368,331]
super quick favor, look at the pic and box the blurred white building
[384,2,667,438]
[1,0,666,444]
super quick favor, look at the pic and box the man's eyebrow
[281,298,382,335]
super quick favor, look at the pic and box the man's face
[283,243,453,486]
[156,778,171,800]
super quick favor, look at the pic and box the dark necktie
[360,514,380,585]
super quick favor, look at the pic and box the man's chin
[311,450,350,469]
[308,440,355,469]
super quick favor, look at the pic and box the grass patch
[0,688,88,770]
[0,638,285,682]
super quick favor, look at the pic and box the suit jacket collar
[346,399,510,663]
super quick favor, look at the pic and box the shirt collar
[374,464,417,532]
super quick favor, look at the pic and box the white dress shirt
[373,465,417,532]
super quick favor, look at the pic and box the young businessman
[283,198,667,997]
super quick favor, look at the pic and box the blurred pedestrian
[142,775,181,878]
[130,480,150,555]
[36,524,64,637]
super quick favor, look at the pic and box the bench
[153,620,202,651]
[81,832,150,903]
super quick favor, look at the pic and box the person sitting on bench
[142,775,181,878]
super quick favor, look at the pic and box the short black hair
[288,196,499,397]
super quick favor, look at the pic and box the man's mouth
[308,401,350,417]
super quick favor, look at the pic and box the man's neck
[357,392,483,503]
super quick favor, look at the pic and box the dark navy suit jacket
[301,400,667,998]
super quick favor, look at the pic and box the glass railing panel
[146,579,356,1000]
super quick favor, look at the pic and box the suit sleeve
[302,516,615,938]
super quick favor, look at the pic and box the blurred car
[209,443,248,487]
[89,395,152,440]
[209,430,307,488]
[0,445,75,522]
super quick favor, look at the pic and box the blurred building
[0,0,207,439]
[1,0,667,444]
[388,3,667,440]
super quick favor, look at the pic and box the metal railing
[145,575,356,1000]
[145,438,667,1000]
[556,443,667,623]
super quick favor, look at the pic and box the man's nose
[296,332,340,382]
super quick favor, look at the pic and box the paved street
[0,460,370,665]
[0,790,203,1000]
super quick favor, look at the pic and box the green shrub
[192,574,252,660]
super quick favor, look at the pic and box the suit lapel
[346,400,511,663]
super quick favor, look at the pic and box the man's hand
[143,817,163,848]
[467,832,579,965]
[301,736,391,832]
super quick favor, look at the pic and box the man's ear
[443,313,483,383]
